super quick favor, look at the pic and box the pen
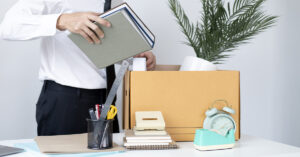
[99,104,102,117]
[89,108,97,121]
[100,122,109,148]
[95,111,99,120]
[97,104,101,118]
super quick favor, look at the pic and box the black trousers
[36,80,119,136]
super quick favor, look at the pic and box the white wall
[221,0,300,147]
[0,1,41,140]
[1,0,300,147]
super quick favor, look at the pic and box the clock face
[209,114,235,136]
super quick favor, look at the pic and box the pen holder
[87,119,114,150]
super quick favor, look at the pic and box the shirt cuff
[39,14,62,37]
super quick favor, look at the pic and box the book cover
[68,6,154,68]
[125,130,171,140]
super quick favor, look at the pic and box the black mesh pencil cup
[87,119,114,149]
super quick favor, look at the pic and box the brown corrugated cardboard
[170,134,195,141]
[122,65,240,141]
[122,71,131,129]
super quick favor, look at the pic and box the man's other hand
[134,51,156,71]
[56,12,111,44]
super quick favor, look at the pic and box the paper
[180,56,217,71]
[34,133,125,154]
[14,142,124,157]
[125,130,171,140]
[132,58,146,71]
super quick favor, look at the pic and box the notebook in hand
[68,3,155,69]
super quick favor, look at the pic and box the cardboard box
[123,65,240,141]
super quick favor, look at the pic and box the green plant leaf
[169,0,278,64]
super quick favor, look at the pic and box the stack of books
[68,3,155,69]
[124,130,178,150]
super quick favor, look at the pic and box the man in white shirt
[0,0,156,135]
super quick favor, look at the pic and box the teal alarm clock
[203,100,236,136]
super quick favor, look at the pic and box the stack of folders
[124,130,178,150]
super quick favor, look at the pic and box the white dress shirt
[0,0,123,89]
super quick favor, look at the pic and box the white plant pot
[180,56,217,71]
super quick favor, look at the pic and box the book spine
[126,140,172,143]
[125,143,179,150]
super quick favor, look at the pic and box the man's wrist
[56,14,67,31]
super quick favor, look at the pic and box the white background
[1,0,300,147]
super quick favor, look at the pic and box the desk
[1,134,300,157]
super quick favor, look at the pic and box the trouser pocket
[35,84,57,136]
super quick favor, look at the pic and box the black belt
[43,80,107,97]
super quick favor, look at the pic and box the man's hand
[57,12,111,44]
[134,51,156,71]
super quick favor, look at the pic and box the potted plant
[169,0,277,71]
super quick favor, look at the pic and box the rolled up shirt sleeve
[0,0,64,40]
